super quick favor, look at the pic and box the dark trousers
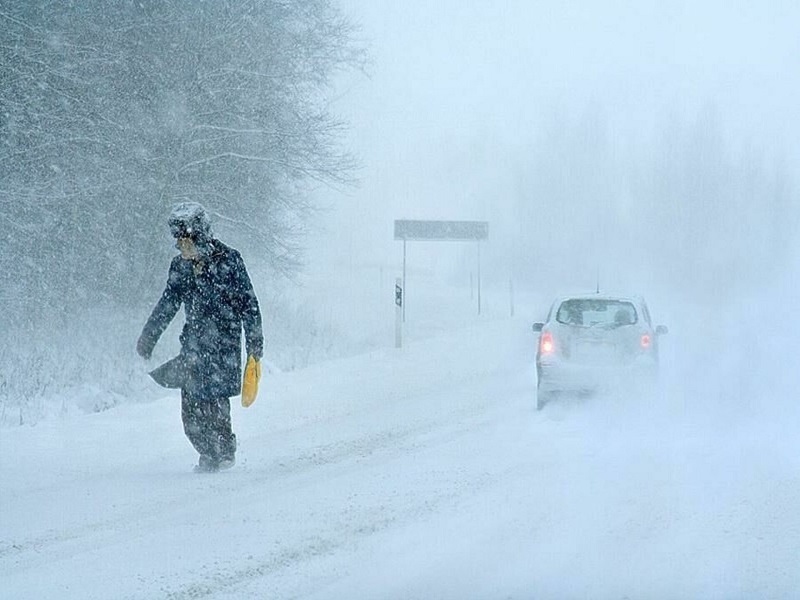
[181,390,237,460]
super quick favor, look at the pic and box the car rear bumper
[537,359,657,394]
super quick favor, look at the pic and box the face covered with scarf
[168,202,212,261]
[176,236,200,261]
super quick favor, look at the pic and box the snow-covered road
[2,319,799,599]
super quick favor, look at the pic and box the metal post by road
[509,278,514,317]
[402,238,407,323]
[395,277,403,348]
[477,241,482,316]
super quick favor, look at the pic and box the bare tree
[0,0,364,317]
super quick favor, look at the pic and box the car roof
[551,293,647,307]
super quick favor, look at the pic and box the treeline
[0,0,362,317]
[510,108,795,299]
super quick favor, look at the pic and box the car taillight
[540,332,554,354]
[640,334,651,349]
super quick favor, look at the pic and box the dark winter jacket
[138,239,263,398]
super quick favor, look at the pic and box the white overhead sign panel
[394,220,489,241]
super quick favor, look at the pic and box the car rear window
[556,299,638,327]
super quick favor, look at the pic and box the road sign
[395,278,403,348]
[394,219,489,322]
[394,220,488,241]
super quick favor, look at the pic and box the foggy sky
[313,1,800,286]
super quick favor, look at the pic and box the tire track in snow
[0,371,530,581]
[156,429,512,600]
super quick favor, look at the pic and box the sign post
[395,277,403,348]
[394,219,489,320]
[402,239,407,322]
[477,240,482,315]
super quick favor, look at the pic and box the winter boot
[217,454,236,471]
[193,455,219,473]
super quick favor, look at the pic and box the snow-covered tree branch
[0,0,364,315]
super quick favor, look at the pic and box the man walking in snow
[137,202,263,472]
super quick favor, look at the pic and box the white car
[532,294,668,409]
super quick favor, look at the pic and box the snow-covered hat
[168,202,212,240]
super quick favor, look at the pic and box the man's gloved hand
[136,334,155,360]
[241,355,261,408]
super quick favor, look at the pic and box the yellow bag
[241,355,261,407]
